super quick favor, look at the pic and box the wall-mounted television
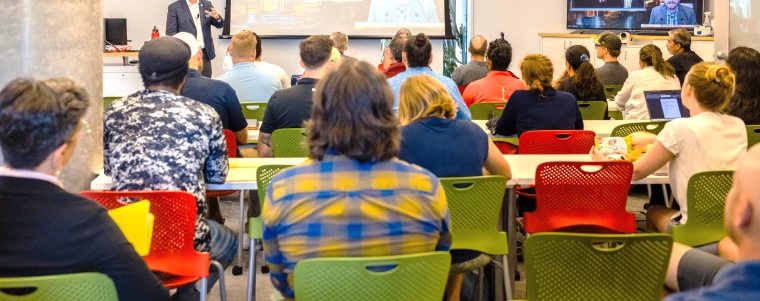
[567,0,704,31]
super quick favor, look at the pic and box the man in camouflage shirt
[103,37,238,301]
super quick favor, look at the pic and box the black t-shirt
[259,78,318,134]
[0,176,170,301]
[181,69,248,132]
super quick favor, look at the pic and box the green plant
[443,0,466,77]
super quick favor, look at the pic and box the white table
[472,119,638,138]
[247,129,259,144]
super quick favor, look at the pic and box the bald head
[469,35,487,58]
[726,146,760,258]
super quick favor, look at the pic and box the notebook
[108,200,154,256]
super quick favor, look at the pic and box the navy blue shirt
[665,261,760,301]
[181,69,248,132]
[398,117,488,264]
[495,87,584,137]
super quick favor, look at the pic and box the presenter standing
[167,0,224,77]
[367,0,440,24]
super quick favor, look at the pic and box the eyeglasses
[594,44,602,48]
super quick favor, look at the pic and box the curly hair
[724,46,760,125]
[487,33,513,72]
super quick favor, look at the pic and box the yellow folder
[108,200,154,256]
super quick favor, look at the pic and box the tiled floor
[209,188,651,300]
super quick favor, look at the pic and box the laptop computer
[644,90,690,121]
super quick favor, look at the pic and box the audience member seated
[452,35,489,86]
[555,45,608,117]
[330,31,349,57]
[0,78,169,301]
[262,60,451,300]
[615,44,681,120]
[381,36,408,78]
[495,54,583,137]
[724,46,760,125]
[217,31,282,103]
[258,35,335,158]
[591,63,747,234]
[223,32,291,89]
[103,37,238,301]
[388,33,472,120]
[666,29,704,86]
[592,31,629,85]
[380,28,412,70]
[396,74,512,301]
[662,146,760,301]
[463,34,526,106]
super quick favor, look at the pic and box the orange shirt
[463,71,527,107]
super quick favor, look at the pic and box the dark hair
[404,33,432,68]
[487,33,513,71]
[565,45,602,101]
[253,32,262,59]
[669,29,692,51]
[305,60,399,163]
[0,78,89,169]
[468,35,487,57]
[141,66,188,89]
[725,46,760,124]
[389,36,407,62]
[300,35,334,70]
[687,63,736,112]
[640,44,676,78]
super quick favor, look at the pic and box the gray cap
[138,36,191,82]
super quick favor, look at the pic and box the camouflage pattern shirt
[104,89,229,252]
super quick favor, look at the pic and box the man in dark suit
[166,0,224,77]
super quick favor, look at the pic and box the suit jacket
[166,0,224,60]
[649,4,698,25]
[367,0,439,23]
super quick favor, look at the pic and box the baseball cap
[173,32,201,57]
[138,36,191,82]
[591,31,622,51]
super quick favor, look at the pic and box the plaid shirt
[262,155,452,298]
[667,10,678,25]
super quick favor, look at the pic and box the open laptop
[644,90,690,121]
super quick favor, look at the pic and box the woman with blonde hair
[397,74,511,301]
[615,44,681,120]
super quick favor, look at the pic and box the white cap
[173,32,200,57]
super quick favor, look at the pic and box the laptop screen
[644,90,690,121]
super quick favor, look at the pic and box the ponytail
[640,44,675,78]
[566,46,602,101]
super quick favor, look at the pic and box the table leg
[506,187,516,297]
[233,190,245,276]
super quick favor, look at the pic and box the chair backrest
[223,129,237,158]
[80,191,208,276]
[672,171,734,247]
[610,121,668,137]
[491,138,519,154]
[535,161,633,213]
[251,165,293,239]
[747,125,760,149]
[469,102,507,120]
[525,233,672,301]
[439,177,508,255]
[103,97,121,114]
[294,252,451,301]
[519,130,596,154]
[0,273,118,301]
[271,128,309,158]
[603,85,624,99]
[240,103,267,121]
[577,101,607,120]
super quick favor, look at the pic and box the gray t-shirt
[596,61,629,85]
[451,60,489,86]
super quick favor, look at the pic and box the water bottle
[151,26,160,39]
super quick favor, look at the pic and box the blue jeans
[173,219,238,301]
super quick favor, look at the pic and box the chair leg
[200,277,208,301]
[211,260,227,301]
[501,256,513,300]
[476,267,484,301]
[662,184,671,208]
[247,238,257,301]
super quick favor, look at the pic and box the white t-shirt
[615,67,681,120]
[656,111,747,223]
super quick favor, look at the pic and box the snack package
[596,132,657,162]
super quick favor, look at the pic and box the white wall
[103,0,444,78]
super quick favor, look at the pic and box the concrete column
[0,0,103,192]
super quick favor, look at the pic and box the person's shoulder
[680,3,695,12]
[168,0,181,9]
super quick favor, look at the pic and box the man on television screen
[367,0,440,23]
[649,0,698,25]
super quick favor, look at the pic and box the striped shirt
[262,155,452,298]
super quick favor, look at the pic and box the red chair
[518,130,596,154]
[80,191,227,301]
[523,161,636,234]
[458,85,468,95]
[206,129,237,198]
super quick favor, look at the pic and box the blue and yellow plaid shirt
[262,155,452,298]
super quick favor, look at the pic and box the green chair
[603,85,624,99]
[294,252,451,301]
[247,165,293,301]
[525,233,672,301]
[271,128,309,158]
[470,102,507,120]
[747,125,760,149]
[0,273,118,300]
[671,171,734,247]
[103,97,121,114]
[440,176,512,300]
[610,121,668,137]
[577,101,607,120]
[241,103,268,121]
[608,110,624,120]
